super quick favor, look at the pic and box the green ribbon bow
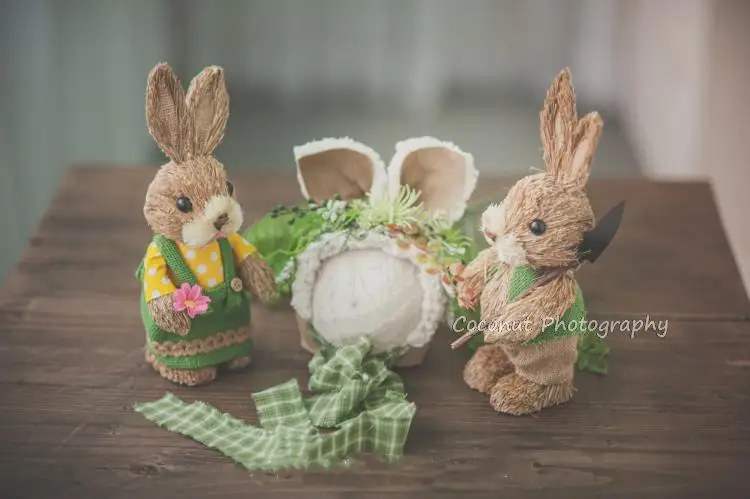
[134,337,416,471]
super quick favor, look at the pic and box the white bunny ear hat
[290,137,478,363]
[294,136,478,224]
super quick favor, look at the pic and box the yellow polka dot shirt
[142,233,257,302]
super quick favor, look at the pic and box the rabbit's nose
[214,213,229,230]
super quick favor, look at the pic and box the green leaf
[575,333,611,375]
[466,335,484,351]
[244,211,297,276]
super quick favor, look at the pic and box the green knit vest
[135,235,252,369]
[505,265,586,345]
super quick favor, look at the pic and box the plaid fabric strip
[134,337,416,471]
[132,392,311,470]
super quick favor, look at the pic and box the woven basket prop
[245,137,478,366]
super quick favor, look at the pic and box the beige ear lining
[400,149,467,214]
[298,151,372,201]
[295,149,376,201]
[387,138,478,223]
[293,138,387,202]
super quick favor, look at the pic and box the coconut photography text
[452,315,669,339]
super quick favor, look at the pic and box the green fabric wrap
[507,265,586,345]
[134,337,416,471]
[135,235,252,370]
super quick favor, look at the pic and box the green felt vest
[135,235,252,370]
[505,265,586,345]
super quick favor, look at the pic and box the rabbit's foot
[146,351,217,387]
[224,355,252,371]
[489,373,574,415]
[463,343,514,394]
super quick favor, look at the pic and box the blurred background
[0,0,748,293]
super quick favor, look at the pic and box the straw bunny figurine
[136,63,276,386]
[458,68,603,415]
[285,138,477,365]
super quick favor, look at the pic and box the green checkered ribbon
[133,337,416,471]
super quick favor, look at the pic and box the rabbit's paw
[238,253,277,303]
[458,289,478,310]
[145,351,217,386]
[489,373,574,415]
[463,343,514,393]
[148,294,191,335]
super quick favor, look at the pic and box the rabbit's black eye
[529,219,546,236]
[226,181,234,196]
[176,196,192,213]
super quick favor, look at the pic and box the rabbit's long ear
[293,138,387,201]
[185,66,229,157]
[564,111,603,188]
[146,63,192,162]
[388,137,478,224]
[540,68,578,180]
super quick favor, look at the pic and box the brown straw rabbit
[136,63,276,386]
[457,68,602,415]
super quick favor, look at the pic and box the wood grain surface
[0,167,748,498]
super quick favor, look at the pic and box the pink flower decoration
[173,283,211,319]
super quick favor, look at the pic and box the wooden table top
[1,167,749,498]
